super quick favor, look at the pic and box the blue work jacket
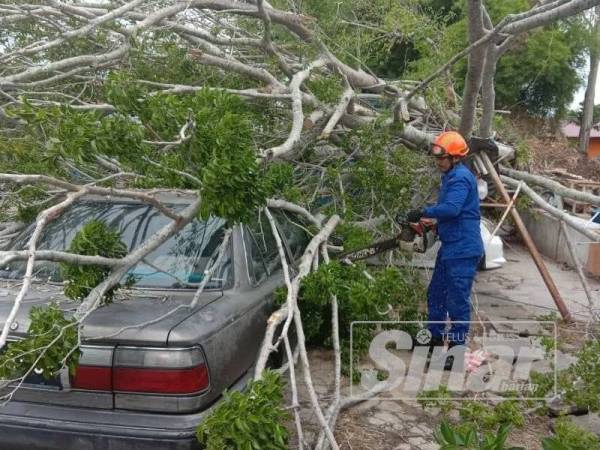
[423,163,484,260]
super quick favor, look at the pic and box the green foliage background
[268,0,589,117]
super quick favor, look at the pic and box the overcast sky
[570,61,600,109]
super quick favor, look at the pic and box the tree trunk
[479,43,498,138]
[459,0,487,138]
[500,165,600,205]
[579,6,600,154]
[501,175,600,243]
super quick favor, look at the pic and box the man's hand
[406,209,424,223]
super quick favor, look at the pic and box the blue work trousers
[427,255,480,345]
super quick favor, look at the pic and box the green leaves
[128,88,268,223]
[60,220,128,303]
[434,422,524,450]
[557,338,600,412]
[196,370,289,450]
[436,421,476,448]
[0,303,80,381]
[541,417,600,450]
[3,100,149,181]
[457,400,525,432]
[5,87,269,224]
[307,74,344,104]
[338,119,430,221]
[281,261,425,376]
[542,440,572,450]
[263,162,302,202]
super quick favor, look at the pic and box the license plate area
[2,338,63,390]
[23,371,63,390]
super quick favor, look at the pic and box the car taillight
[113,366,209,394]
[114,346,210,394]
[71,345,113,391]
[71,345,210,395]
[71,365,112,391]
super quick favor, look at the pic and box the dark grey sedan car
[0,194,308,449]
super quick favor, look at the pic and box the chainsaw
[334,219,437,264]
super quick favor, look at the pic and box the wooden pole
[480,152,573,322]
[559,220,597,318]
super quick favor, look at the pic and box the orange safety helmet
[431,131,469,158]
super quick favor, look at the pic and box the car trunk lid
[0,283,222,411]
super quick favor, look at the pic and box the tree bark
[479,43,498,139]
[501,175,600,243]
[579,6,600,154]
[500,166,600,205]
[459,0,487,138]
[559,220,597,316]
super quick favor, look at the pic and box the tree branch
[263,58,327,159]
[0,174,183,221]
[500,166,600,206]
[501,175,600,242]
[0,190,87,351]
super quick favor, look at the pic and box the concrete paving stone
[390,422,407,432]
[448,409,460,421]
[554,351,578,371]
[423,407,441,417]
[479,303,532,321]
[377,400,405,413]
[531,351,578,374]
[569,413,600,437]
[408,437,426,446]
[475,245,600,321]
[547,397,587,417]
[559,342,579,353]
[489,321,549,337]
[420,442,440,450]
[530,359,553,374]
[367,415,386,426]
[408,425,422,435]
[372,411,401,424]
[418,424,433,434]
[400,413,418,422]
[352,399,380,412]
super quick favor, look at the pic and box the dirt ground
[510,116,600,182]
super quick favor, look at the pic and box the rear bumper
[0,401,206,450]
[0,371,251,450]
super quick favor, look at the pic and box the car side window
[243,227,269,285]
[273,211,311,262]
[247,213,281,274]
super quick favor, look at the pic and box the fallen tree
[1,0,600,448]
[501,175,600,243]
[501,166,600,206]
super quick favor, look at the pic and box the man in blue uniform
[406,131,484,352]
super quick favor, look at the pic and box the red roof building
[560,121,600,160]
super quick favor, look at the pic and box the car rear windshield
[0,201,231,290]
